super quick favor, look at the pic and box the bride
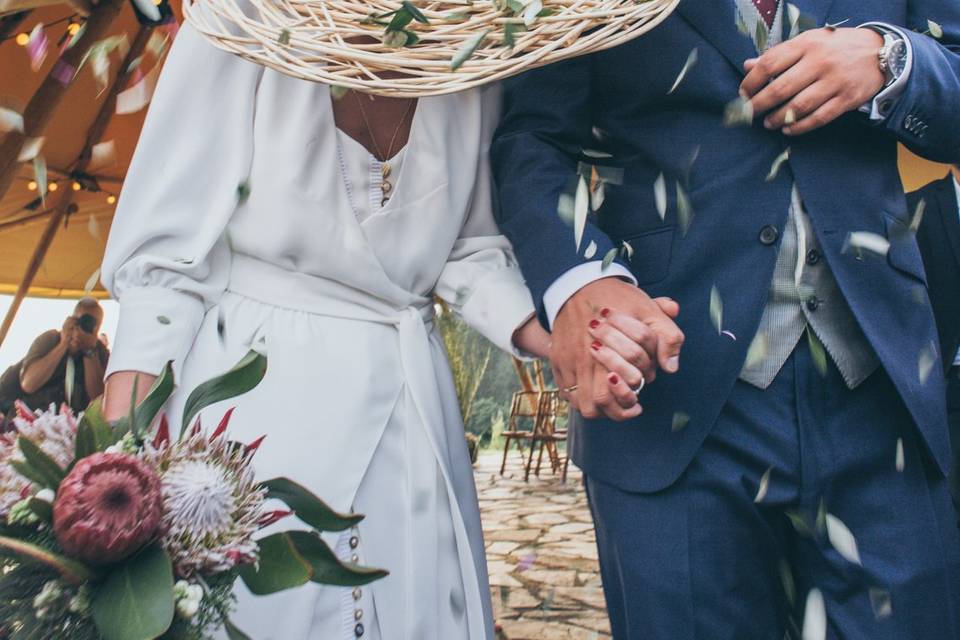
[98,19,551,640]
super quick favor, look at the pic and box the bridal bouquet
[0,351,385,640]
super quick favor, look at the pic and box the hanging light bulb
[47,182,58,192]
[27,180,37,191]
[72,182,82,191]
[15,33,29,46]
[106,195,117,204]
[67,22,81,36]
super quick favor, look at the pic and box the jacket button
[878,100,893,116]
[806,296,821,312]
[759,226,779,245]
[806,249,821,265]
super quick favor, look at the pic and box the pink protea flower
[53,452,164,565]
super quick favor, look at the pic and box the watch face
[889,41,908,77]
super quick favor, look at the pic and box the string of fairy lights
[2,0,175,215]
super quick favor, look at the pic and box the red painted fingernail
[609,374,619,384]
[591,341,602,351]
[589,319,600,329]
[601,308,611,318]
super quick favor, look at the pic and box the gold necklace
[353,91,416,207]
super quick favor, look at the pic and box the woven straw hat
[182,0,680,97]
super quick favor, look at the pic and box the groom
[492,1,960,637]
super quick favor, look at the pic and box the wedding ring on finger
[630,375,646,400]
[563,385,579,394]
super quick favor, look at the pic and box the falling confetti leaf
[927,20,944,39]
[807,329,828,377]
[668,48,698,95]
[869,588,893,620]
[621,240,634,259]
[826,513,862,565]
[574,175,589,251]
[766,148,791,182]
[842,231,890,258]
[88,213,101,239]
[671,412,690,433]
[83,268,101,293]
[157,315,171,325]
[278,29,291,45]
[724,96,754,127]
[654,173,667,220]
[755,466,772,503]
[787,4,802,38]
[600,248,618,271]
[146,30,170,58]
[16,137,44,162]
[0,107,24,133]
[895,438,905,472]
[237,180,252,205]
[116,63,162,115]
[676,182,693,235]
[27,23,49,72]
[451,29,490,70]
[721,330,737,341]
[779,559,796,605]
[744,332,769,370]
[709,285,723,335]
[909,198,926,233]
[522,0,543,27]
[33,156,47,205]
[88,140,117,172]
[918,343,936,385]
[582,148,613,159]
[802,589,827,640]
[131,0,162,22]
[584,240,598,260]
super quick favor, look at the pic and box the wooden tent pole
[0,0,123,204]
[0,24,152,348]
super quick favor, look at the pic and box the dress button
[349,536,359,550]
[351,554,360,564]
[805,249,821,266]
[806,296,821,312]
[355,609,363,621]
[355,623,365,637]
[352,588,362,601]
[759,226,779,245]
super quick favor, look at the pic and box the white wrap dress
[100,23,535,640]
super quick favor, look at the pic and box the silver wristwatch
[877,32,908,86]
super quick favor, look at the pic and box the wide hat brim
[183,0,680,97]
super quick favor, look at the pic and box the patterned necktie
[752,0,779,28]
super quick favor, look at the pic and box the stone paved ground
[475,451,611,640]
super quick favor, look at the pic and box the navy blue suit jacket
[492,0,960,493]
[910,175,960,374]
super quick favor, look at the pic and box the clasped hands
[551,278,684,421]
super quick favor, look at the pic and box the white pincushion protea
[142,415,267,577]
[1,402,78,519]
[12,402,78,470]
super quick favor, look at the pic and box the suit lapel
[676,0,838,75]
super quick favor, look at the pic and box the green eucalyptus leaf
[239,533,312,595]
[451,29,489,70]
[288,531,388,586]
[132,361,175,441]
[26,496,53,523]
[0,535,94,585]
[401,1,429,23]
[17,437,65,489]
[224,619,253,640]
[180,350,267,438]
[260,477,362,532]
[91,545,175,640]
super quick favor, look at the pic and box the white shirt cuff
[857,23,914,121]
[543,262,637,329]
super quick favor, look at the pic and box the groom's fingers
[646,316,685,374]
[783,95,849,136]
[763,81,838,130]
[747,58,820,118]
[740,39,806,98]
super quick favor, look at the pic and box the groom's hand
[740,27,886,136]
[551,278,684,421]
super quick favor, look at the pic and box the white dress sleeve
[435,84,536,357]
[100,23,263,378]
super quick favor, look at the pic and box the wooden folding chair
[525,390,571,481]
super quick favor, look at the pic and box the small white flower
[186,584,203,604]
[176,597,200,619]
[35,488,54,503]
[33,580,63,609]
[67,586,91,614]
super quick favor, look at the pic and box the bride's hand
[587,298,680,406]
[101,370,157,422]
[512,316,552,360]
